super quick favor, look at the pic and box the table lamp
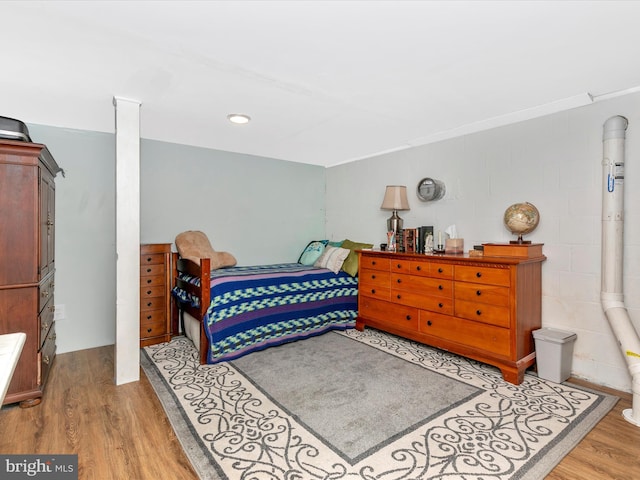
[380,185,410,237]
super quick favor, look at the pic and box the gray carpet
[141,328,618,480]
[231,332,479,461]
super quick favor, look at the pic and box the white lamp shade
[380,185,410,211]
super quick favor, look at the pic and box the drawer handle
[438,268,443,273]
[371,289,376,294]
[146,257,153,262]
[396,264,402,269]
[476,309,482,316]
[397,294,401,299]
[427,320,432,326]
[43,355,50,365]
[371,274,376,279]
[147,290,152,295]
[147,279,152,284]
[476,290,482,296]
[147,328,152,333]
[476,272,482,278]
[147,315,152,320]
[396,279,402,284]
[438,303,443,308]
[372,261,376,266]
[416,266,422,271]
[438,284,443,290]
[146,268,152,273]
[147,302,152,307]
[405,315,412,321]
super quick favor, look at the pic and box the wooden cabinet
[0,139,60,406]
[357,250,546,384]
[140,244,172,347]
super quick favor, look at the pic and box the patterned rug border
[141,329,618,480]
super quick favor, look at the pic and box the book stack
[398,226,434,253]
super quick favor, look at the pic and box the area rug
[141,328,617,480]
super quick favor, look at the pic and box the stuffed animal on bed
[175,230,237,270]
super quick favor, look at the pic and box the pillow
[175,230,237,271]
[328,240,344,247]
[340,239,374,277]
[297,240,328,265]
[313,246,350,274]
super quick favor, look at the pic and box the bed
[171,255,359,364]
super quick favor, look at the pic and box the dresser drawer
[140,274,165,288]
[454,265,510,286]
[429,262,454,278]
[455,282,510,307]
[140,316,168,339]
[455,299,510,328]
[140,308,166,324]
[359,268,390,287]
[359,285,390,300]
[39,322,56,387]
[391,289,453,314]
[141,285,165,299]
[38,274,55,314]
[359,296,418,331]
[391,273,453,297]
[141,295,167,311]
[390,259,411,273]
[140,263,165,277]
[360,255,389,271]
[141,253,165,266]
[419,310,510,357]
[39,297,55,349]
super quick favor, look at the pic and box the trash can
[532,328,577,383]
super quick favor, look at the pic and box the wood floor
[1,346,639,479]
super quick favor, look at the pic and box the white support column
[113,96,142,385]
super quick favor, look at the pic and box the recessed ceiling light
[227,113,251,125]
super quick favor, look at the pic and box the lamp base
[387,210,403,240]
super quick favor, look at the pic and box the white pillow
[313,246,350,274]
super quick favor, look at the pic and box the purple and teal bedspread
[173,263,358,363]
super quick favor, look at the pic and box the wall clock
[416,177,445,201]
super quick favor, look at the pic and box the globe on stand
[503,202,540,244]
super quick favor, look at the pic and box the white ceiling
[3,1,640,167]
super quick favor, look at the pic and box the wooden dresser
[140,244,172,347]
[357,249,546,384]
[0,139,60,407]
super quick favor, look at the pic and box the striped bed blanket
[173,263,358,363]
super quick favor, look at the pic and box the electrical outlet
[54,304,65,321]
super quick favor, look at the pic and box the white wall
[326,92,640,392]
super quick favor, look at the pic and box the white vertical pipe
[114,96,142,385]
[601,115,640,426]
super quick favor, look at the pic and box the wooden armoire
[0,138,61,407]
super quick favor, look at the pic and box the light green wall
[140,139,326,265]
[28,125,116,354]
[26,125,326,354]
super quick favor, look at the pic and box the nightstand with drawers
[140,244,172,347]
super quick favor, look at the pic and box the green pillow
[341,239,373,276]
